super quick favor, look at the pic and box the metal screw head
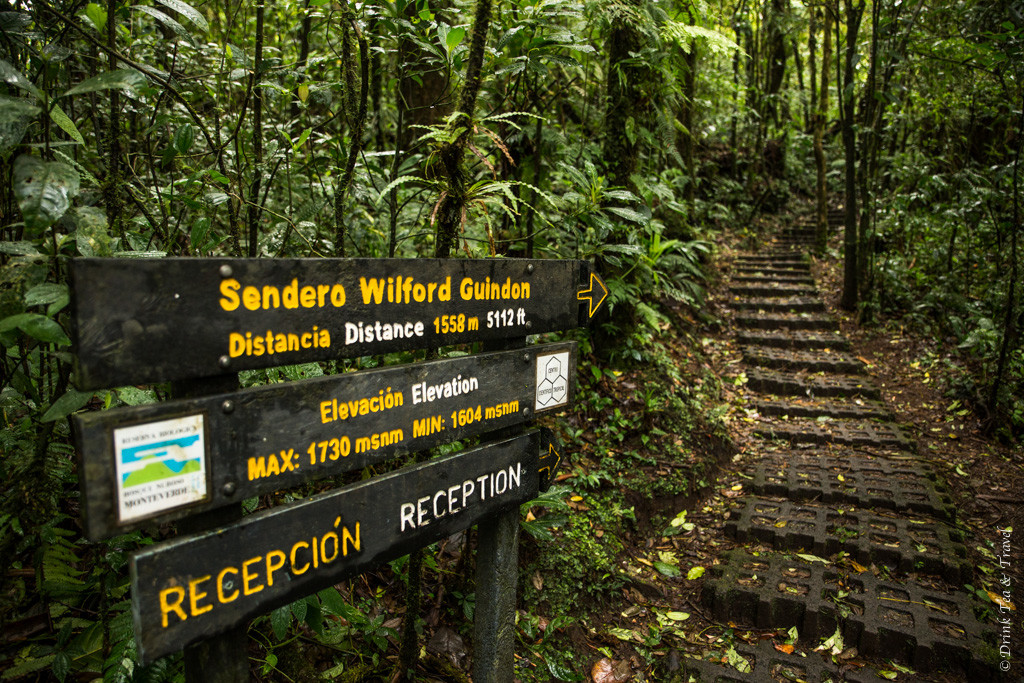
[523,353,530,363]
[219,264,233,278]
[222,481,236,496]
[525,321,533,330]
[523,407,532,417]
[222,400,235,414]
[527,263,535,274]
[218,355,231,369]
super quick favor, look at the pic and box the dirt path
[680,225,1010,681]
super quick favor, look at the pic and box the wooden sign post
[69,257,606,679]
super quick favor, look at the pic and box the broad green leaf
[0,313,71,345]
[546,659,583,681]
[724,645,751,673]
[0,95,37,155]
[291,127,311,151]
[13,155,80,235]
[497,26,523,50]
[132,6,196,45]
[665,611,689,621]
[0,58,41,99]
[155,0,210,32]
[317,587,348,616]
[0,241,39,255]
[52,652,70,683]
[605,206,648,224]
[41,389,93,422]
[654,561,681,578]
[0,95,40,122]
[190,217,211,250]
[687,566,705,580]
[878,672,897,681]
[290,596,307,623]
[269,605,291,640]
[83,3,107,31]
[49,104,84,144]
[24,283,68,307]
[173,123,195,155]
[607,627,637,641]
[63,69,145,98]
[0,117,30,157]
[117,386,157,406]
[445,26,466,53]
[795,553,830,564]
[0,12,31,36]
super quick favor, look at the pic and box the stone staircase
[684,234,1004,681]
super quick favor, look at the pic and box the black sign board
[130,430,556,664]
[71,258,606,390]
[74,343,576,540]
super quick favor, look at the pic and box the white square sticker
[114,414,207,522]
[535,352,570,410]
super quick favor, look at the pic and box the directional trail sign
[130,429,559,664]
[71,258,607,390]
[74,343,576,540]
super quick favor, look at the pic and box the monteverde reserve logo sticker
[113,415,208,522]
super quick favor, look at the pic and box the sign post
[69,257,606,678]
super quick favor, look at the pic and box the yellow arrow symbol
[538,443,561,482]
[577,271,608,319]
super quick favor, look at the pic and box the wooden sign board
[71,258,607,390]
[130,429,557,664]
[74,343,576,540]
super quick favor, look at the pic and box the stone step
[753,419,914,450]
[734,312,836,331]
[724,498,970,583]
[732,274,816,285]
[736,329,850,350]
[743,347,866,374]
[735,254,807,264]
[730,297,826,313]
[751,451,953,521]
[700,551,998,680]
[733,266,811,277]
[752,397,890,420]
[729,283,818,297]
[746,368,878,398]
[683,639,894,682]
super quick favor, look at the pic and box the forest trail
[679,222,1006,681]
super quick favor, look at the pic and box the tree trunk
[334,11,369,258]
[814,4,831,253]
[681,39,697,218]
[246,1,265,258]
[839,0,863,311]
[104,0,123,244]
[432,0,492,258]
[602,0,644,189]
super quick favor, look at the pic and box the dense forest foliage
[0,0,1021,680]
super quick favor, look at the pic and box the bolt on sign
[70,258,606,389]
[74,343,576,540]
[69,257,605,671]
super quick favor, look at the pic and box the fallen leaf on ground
[987,591,1016,611]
